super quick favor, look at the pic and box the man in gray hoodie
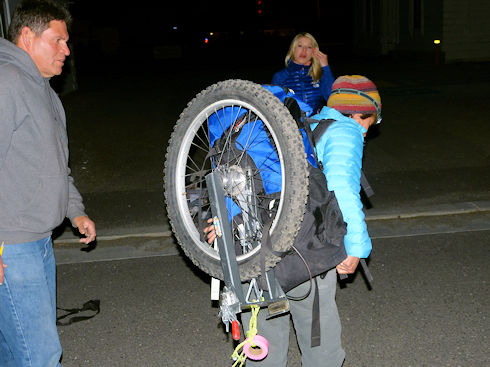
[0,1,96,365]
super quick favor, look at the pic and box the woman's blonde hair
[285,32,322,82]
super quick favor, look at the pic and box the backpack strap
[360,171,374,197]
[311,118,335,146]
[311,277,321,347]
[57,299,100,326]
[284,97,304,125]
[300,117,332,170]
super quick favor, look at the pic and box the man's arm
[0,79,18,283]
[66,172,96,244]
[0,81,17,172]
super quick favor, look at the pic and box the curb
[364,200,490,221]
[53,201,490,245]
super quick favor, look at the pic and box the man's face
[27,20,70,78]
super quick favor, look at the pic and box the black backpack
[270,99,373,347]
[272,117,348,293]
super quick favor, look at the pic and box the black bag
[273,118,347,293]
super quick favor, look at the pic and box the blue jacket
[310,107,372,258]
[272,61,334,113]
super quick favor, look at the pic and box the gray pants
[241,268,345,367]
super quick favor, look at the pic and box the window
[1,0,13,38]
[409,0,424,36]
[413,0,422,31]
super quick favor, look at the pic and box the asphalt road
[49,55,490,366]
[55,213,490,367]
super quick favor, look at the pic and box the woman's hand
[313,48,328,67]
[336,255,360,274]
[203,218,217,244]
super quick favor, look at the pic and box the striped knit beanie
[327,75,381,115]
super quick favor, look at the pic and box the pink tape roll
[243,335,269,360]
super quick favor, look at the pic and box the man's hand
[336,255,360,274]
[73,216,96,244]
[0,255,6,285]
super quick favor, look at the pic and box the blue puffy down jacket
[272,61,334,113]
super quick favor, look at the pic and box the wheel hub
[220,165,247,197]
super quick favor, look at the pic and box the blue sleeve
[271,68,289,86]
[316,122,372,258]
[320,65,335,100]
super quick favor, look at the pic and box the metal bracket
[205,171,289,323]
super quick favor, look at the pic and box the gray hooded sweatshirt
[0,38,86,244]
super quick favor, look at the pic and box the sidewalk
[53,202,490,268]
[53,198,490,244]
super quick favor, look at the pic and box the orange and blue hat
[327,75,382,124]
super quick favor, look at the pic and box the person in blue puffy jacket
[272,32,335,113]
[241,75,382,367]
[204,76,381,366]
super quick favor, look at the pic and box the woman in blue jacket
[272,32,335,113]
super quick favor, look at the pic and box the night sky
[67,0,356,59]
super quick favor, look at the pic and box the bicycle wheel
[164,79,308,281]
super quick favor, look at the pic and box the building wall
[353,0,490,62]
[396,0,443,53]
[353,0,382,53]
[442,0,490,62]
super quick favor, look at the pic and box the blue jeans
[0,237,62,367]
[242,268,345,367]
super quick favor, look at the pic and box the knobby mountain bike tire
[164,79,308,281]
